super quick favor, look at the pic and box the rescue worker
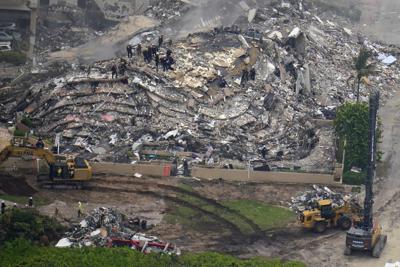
[36,137,45,149]
[158,35,164,47]
[161,57,168,71]
[126,44,133,58]
[136,43,142,56]
[119,60,127,76]
[87,64,92,77]
[28,196,33,207]
[155,53,160,72]
[218,77,227,88]
[77,201,83,218]
[241,69,249,86]
[143,48,152,63]
[111,64,118,79]
[171,158,178,176]
[183,159,190,177]
[260,145,267,159]
[250,67,256,80]
[1,201,5,215]
[165,54,175,71]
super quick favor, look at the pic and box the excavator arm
[0,144,56,165]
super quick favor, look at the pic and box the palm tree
[351,47,377,102]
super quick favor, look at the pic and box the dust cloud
[356,0,400,45]
[169,0,254,38]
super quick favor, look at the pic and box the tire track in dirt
[94,177,264,235]
[90,184,247,239]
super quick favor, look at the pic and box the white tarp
[56,238,72,248]
[385,262,400,267]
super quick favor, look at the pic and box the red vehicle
[107,237,181,255]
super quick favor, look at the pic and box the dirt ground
[274,84,400,267]
[31,175,319,253]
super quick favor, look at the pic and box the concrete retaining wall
[92,162,337,185]
[191,167,336,184]
[0,159,337,185]
[91,162,167,177]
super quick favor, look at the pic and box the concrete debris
[55,238,73,248]
[57,207,180,255]
[289,185,358,213]
[2,0,400,173]
[385,262,400,267]
[378,53,397,65]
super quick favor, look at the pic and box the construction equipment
[344,91,387,258]
[0,136,92,188]
[299,199,362,233]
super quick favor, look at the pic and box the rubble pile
[36,4,113,53]
[289,185,358,213]
[3,0,400,170]
[56,207,180,255]
[145,0,187,24]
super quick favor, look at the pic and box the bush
[0,209,64,246]
[335,102,369,171]
[343,171,366,185]
[21,116,33,128]
[14,129,26,137]
[0,239,306,267]
[0,51,27,65]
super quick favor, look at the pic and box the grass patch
[222,200,295,231]
[164,189,295,235]
[0,195,49,206]
[178,182,194,192]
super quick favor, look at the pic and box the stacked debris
[56,207,180,255]
[3,0,400,171]
[289,185,359,213]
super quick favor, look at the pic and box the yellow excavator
[0,136,92,188]
[300,199,362,233]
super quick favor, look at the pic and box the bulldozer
[300,198,362,233]
[344,92,387,258]
[0,136,92,188]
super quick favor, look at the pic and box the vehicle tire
[338,216,352,230]
[314,221,327,233]
[344,246,352,256]
[372,235,387,258]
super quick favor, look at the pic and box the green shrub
[343,171,366,185]
[0,239,306,267]
[21,116,33,128]
[0,209,65,246]
[14,129,26,137]
[0,51,27,65]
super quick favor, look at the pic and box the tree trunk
[356,78,361,103]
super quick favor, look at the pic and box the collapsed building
[1,0,400,172]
